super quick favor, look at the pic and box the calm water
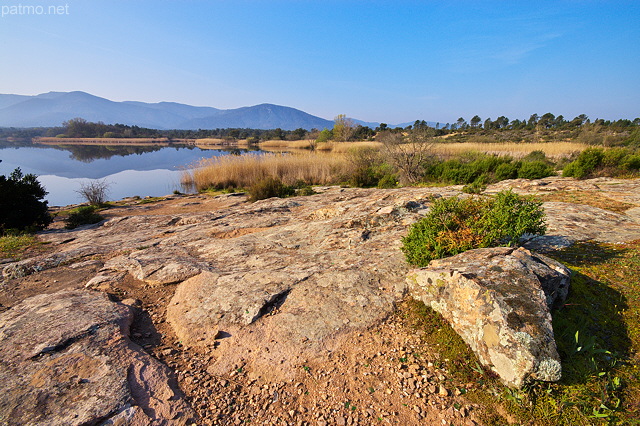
[0,141,255,206]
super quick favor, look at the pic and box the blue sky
[1,0,638,124]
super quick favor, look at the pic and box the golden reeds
[182,152,347,191]
[430,142,588,158]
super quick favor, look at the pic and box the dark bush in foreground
[64,205,104,229]
[248,177,295,202]
[0,168,52,233]
[402,190,546,267]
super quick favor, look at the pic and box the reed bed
[182,152,347,191]
[316,141,383,152]
[431,142,589,158]
[259,139,316,149]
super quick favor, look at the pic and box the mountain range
[0,91,437,131]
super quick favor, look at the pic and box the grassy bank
[402,239,640,425]
[182,138,639,194]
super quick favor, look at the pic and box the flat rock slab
[408,247,572,388]
[3,179,639,383]
[0,290,194,425]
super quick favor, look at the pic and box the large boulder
[0,290,195,425]
[407,247,571,388]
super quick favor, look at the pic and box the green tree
[570,114,589,127]
[470,115,482,128]
[0,168,52,233]
[315,128,333,143]
[495,116,509,129]
[538,113,556,129]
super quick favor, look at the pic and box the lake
[0,141,255,206]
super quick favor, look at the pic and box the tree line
[0,113,638,142]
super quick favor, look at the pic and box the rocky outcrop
[408,247,572,388]
[2,178,639,400]
[0,290,195,425]
[103,246,211,286]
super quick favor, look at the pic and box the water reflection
[56,144,166,162]
[0,140,259,206]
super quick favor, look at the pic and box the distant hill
[0,91,334,131]
[0,91,438,131]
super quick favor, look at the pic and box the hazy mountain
[180,104,333,130]
[0,91,334,130]
[0,94,31,110]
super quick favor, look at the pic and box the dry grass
[182,153,347,191]
[431,142,588,158]
[259,139,316,149]
[316,141,383,152]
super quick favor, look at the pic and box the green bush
[563,148,605,179]
[602,148,630,167]
[521,150,549,163]
[377,174,398,188]
[346,147,394,188]
[0,168,52,233]
[622,154,640,170]
[295,186,316,196]
[64,205,104,229]
[248,177,295,202]
[425,153,514,185]
[517,160,555,179]
[462,176,488,194]
[402,190,546,267]
[349,166,381,188]
[494,161,521,181]
[625,128,640,147]
[315,129,333,143]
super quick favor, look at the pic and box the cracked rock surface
[0,290,194,425]
[1,177,639,424]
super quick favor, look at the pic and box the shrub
[494,161,520,181]
[401,190,546,267]
[624,127,640,147]
[517,160,555,179]
[0,168,52,233]
[622,154,640,170]
[345,147,392,188]
[64,205,104,229]
[315,129,333,143]
[76,179,110,206]
[248,177,295,202]
[296,186,316,196]
[521,150,548,163]
[425,153,514,185]
[602,148,630,167]
[562,148,605,179]
[462,176,488,194]
[377,174,398,188]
